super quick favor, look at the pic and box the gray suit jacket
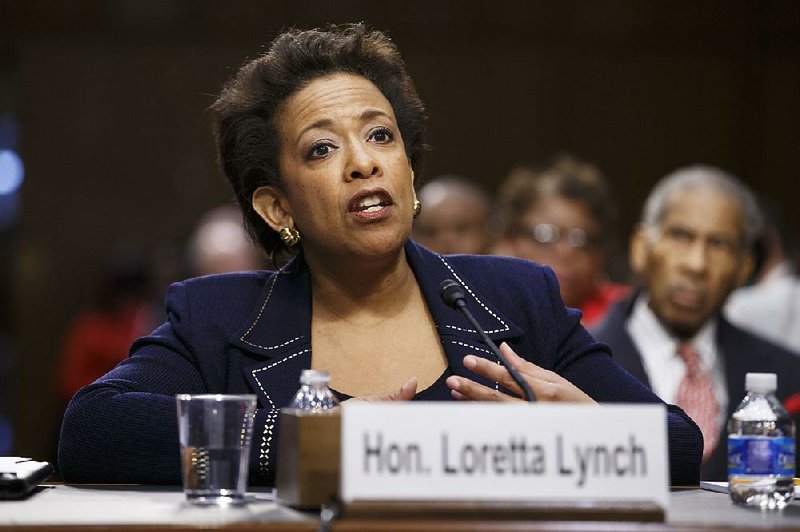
[592,293,800,480]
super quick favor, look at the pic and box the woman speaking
[59,24,701,486]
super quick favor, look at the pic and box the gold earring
[413,200,422,218]
[279,226,301,247]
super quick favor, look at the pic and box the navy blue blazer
[592,294,800,480]
[59,241,702,486]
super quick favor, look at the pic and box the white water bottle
[287,369,339,413]
[728,373,795,509]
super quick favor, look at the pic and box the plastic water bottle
[728,373,795,509]
[288,369,339,413]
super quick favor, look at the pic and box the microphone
[439,279,536,402]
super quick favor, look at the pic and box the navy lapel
[229,256,312,410]
[405,241,524,387]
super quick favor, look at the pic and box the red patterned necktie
[675,342,720,463]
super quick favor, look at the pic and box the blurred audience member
[57,253,158,404]
[57,206,264,407]
[189,204,265,275]
[493,154,628,326]
[412,175,491,255]
[591,165,800,480]
[725,200,800,354]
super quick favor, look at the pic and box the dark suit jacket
[592,294,800,480]
[59,241,702,486]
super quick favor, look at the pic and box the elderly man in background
[412,175,492,255]
[592,165,800,481]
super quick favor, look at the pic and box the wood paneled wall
[2,0,798,460]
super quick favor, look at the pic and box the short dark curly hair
[211,23,427,263]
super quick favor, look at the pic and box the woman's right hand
[344,377,418,404]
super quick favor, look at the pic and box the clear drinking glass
[176,394,257,505]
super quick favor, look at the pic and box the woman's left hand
[445,342,595,404]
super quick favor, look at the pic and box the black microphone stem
[454,300,536,403]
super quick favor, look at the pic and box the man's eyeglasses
[522,223,600,249]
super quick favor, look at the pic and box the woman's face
[257,73,415,263]
[510,195,604,308]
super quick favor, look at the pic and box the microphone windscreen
[439,279,466,309]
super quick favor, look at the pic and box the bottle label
[728,436,795,477]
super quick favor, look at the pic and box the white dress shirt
[627,295,728,429]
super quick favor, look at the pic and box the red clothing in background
[579,282,630,328]
[58,302,155,402]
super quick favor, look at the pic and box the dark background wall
[1,0,798,461]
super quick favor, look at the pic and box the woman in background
[493,156,629,327]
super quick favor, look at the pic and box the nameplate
[341,403,668,508]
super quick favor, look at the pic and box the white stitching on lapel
[437,255,509,334]
[451,340,492,356]
[250,348,311,409]
[240,265,306,350]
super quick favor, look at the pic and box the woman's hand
[446,343,595,404]
[344,377,418,404]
